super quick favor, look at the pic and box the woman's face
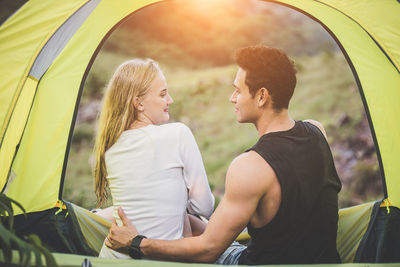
[139,72,174,125]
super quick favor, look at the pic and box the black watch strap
[128,235,147,259]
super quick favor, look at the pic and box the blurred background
[1,0,382,209]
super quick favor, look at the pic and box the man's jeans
[215,242,247,265]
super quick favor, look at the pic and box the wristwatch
[128,235,147,259]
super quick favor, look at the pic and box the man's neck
[254,109,295,137]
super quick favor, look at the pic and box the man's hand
[105,207,138,252]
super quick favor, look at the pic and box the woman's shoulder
[148,123,195,147]
[154,122,192,135]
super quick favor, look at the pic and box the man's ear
[133,96,144,111]
[258,88,269,107]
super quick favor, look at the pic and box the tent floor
[2,250,400,266]
[52,253,400,267]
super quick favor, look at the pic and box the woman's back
[99,123,214,258]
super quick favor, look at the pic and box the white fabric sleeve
[179,123,214,218]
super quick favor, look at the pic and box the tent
[0,0,399,265]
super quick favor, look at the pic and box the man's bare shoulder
[303,119,327,139]
[226,151,276,194]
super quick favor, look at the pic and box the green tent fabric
[0,0,160,214]
[1,0,399,265]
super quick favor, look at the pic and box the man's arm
[106,151,276,263]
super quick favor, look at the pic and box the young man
[105,45,342,265]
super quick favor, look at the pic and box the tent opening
[2,0,399,264]
[62,0,383,211]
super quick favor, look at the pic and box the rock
[337,112,350,126]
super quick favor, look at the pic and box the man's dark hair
[235,45,297,110]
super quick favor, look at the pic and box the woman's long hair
[94,59,161,207]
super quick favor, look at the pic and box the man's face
[230,68,259,123]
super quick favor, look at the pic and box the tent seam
[0,0,90,148]
[0,1,91,191]
[313,0,399,73]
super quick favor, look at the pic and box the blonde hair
[94,59,161,207]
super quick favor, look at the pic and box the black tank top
[238,120,342,265]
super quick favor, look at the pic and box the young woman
[95,59,214,259]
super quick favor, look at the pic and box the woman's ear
[138,103,144,111]
[258,88,269,107]
[133,96,144,111]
